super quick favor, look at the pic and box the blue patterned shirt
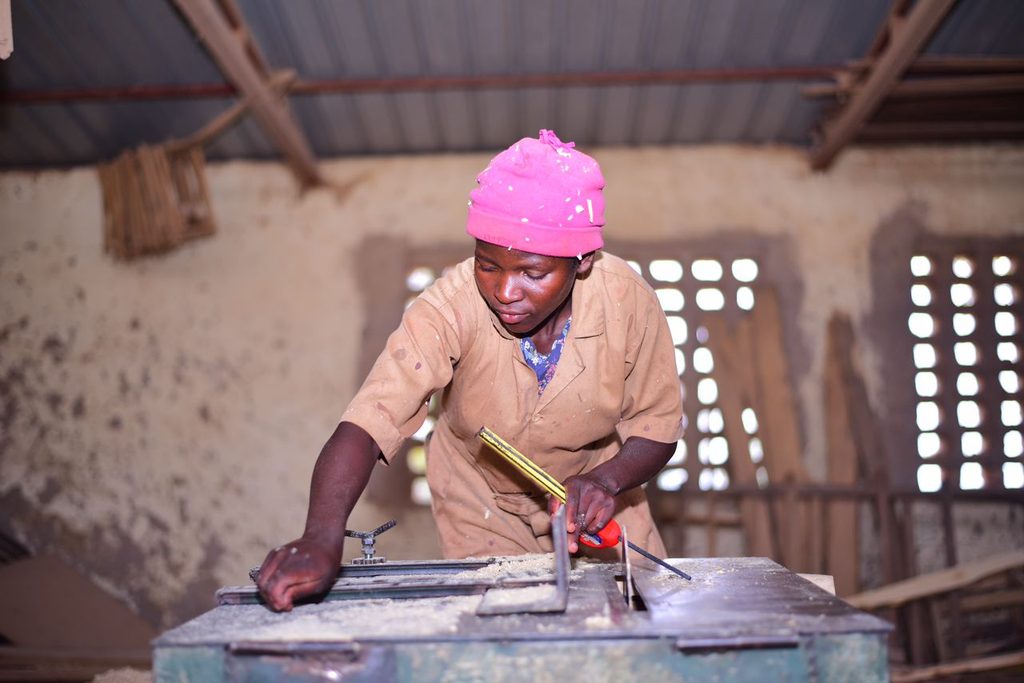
[520,317,572,394]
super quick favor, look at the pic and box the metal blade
[626,541,692,581]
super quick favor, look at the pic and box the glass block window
[910,252,1023,491]
[630,256,764,493]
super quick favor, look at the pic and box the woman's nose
[495,275,522,304]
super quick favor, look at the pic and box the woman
[258,130,683,611]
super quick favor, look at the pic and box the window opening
[639,255,766,493]
[910,250,1023,491]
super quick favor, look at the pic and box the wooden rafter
[803,73,1024,100]
[809,0,959,170]
[858,120,1024,141]
[173,0,322,187]
[165,70,296,154]
[848,55,1024,76]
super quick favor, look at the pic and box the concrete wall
[2,144,1023,628]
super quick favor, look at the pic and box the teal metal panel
[153,634,888,682]
[812,633,890,683]
[153,645,224,683]
[397,640,813,682]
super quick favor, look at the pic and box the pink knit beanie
[466,129,605,258]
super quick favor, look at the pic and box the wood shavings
[455,554,556,580]
[243,595,482,641]
[480,584,556,607]
[91,669,152,683]
[583,613,613,630]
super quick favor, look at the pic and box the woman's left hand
[549,473,617,553]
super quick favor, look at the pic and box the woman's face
[473,240,593,336]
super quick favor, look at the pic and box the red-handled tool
[478,427,692,581]
[580,518,620,549]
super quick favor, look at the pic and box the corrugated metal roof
[0,0,1020,168]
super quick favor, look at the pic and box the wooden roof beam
[858,120,1024,142]
[809,0,958,170]
[173,0,321,187]
[803,73,1024,99]
[847,55,1024,75]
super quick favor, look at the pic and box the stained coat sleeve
[615,288,685,445]
[341,298,462,463]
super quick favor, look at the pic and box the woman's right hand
[255,536,341,611]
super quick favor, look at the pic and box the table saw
[154,515,890,682]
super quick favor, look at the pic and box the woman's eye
[525,271,546,280]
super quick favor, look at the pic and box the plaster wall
[1,144,1022,627]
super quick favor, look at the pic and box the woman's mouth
[497,310,529,325]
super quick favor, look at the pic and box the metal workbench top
[155,556,891,682]
[157,556,887,647]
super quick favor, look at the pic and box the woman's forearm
[301,421,381,552]
[583,435,676,496]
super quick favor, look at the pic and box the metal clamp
[344,520,397,565]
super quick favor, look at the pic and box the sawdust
[91,669,152,683]
[583,613,614,630]
[652,568,702,586]
[455,553,556,580]
[243,594,481,641]
[480,584,556,606]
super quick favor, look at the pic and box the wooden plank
[704,313,775,559]
[847,551,1024,611]
[748,289,805,483]
[824,315,860,596]
[781,481,801,571]
[798,573,836,596]
[810,0,958,169]
[748,289,807,570]
[807,494,824,574]
[937,491,966,658]
[928,597,951,662]
[173,0,321,187]
[829,312,902,586]
[959,588,1024,612]
[890,650,1024,683]
[899,499,930,665]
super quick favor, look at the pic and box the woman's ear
[575,252,596,278]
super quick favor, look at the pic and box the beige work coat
[343,251,684,561]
